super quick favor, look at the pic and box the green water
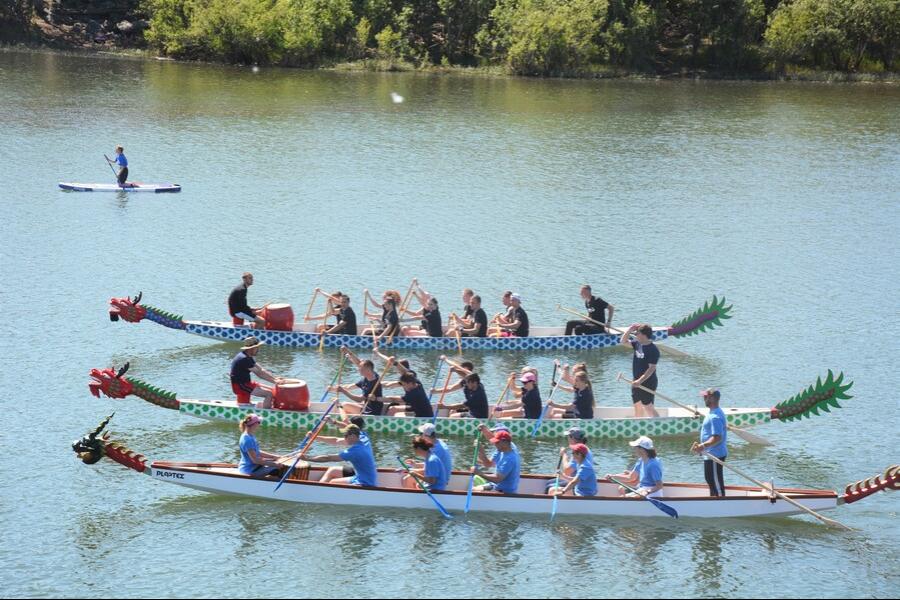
[0,49,898,598]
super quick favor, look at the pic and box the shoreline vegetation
[2,0,897,83]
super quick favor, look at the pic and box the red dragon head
[89,363,134,399]
[109,292,146,323]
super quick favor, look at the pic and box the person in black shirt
[384,373,435,418]
[547,371,595,419]
[497,294,529,337]
[435,372,494,419]
[494,371,543,419]
[331,349,385,415]
[227,272,266,328]
[230,336,285,407]
[459,295,489,337]
[565,285,615,335]
[458,288,475,328]
[621,323,661,418]
[400,291,444,337]
[323,294,358,336]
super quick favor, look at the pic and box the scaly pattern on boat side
[667,295,732,337]
[840,465,900,505]
[102,437,149,473]
[128,378,180,410]
[89,364,181,410]
[72,414,149,473]
[108,292,186,330]
[770,370,852,421]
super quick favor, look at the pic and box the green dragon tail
[667,296,732,338]
[129,378,180,411]
[771,370,853,422]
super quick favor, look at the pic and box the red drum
[262,303,294,331]
[273,379,310,411]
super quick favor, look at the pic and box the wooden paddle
[397,278,418,317]
[449,312,463,355]
[700,452,851,530]
[396,456,453,519]
[557,305,689,358]
[426,357,448,424]
[361,357,395,415]
[303,288,321,321]
[608,475,679,518]
[490,374,516,419]
[318,297,333,352]
[615,373,774,446]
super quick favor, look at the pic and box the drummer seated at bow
[433,372,491,419]
[400,289,445,338]
[228,272,266,328]
[330,347,385,415]
[495,294,529,337]
[230,336,285,408]
[384,373,435,418]
[306,424,378,487]
[399,435,449,491]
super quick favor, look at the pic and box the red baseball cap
[570,443,589,456]
[491,430,512,444]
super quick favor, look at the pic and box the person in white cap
[417,422,452,484]
[496,293,529,337]
[237,414,283,478]
[230,336,285,408]
[607,436,664,498]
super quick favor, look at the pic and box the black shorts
[632,383,657,405]
[342,466,356,477]
[117,166,129,185]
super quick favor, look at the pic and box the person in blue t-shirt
[473,429,520,494]
[691,388,729,496]
[418,422,452,484]
[108,145,129,186]
[548,443,597,497]
[237,414,283,478]
[401,435,449,491]
[307,424,378,487]
[608,436,664,498]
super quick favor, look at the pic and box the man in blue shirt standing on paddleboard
[109,146,129,186]
[692,388,728,496]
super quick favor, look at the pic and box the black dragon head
[72,413,114,464]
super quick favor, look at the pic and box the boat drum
[272,379,310,411]
[261,304,294,331]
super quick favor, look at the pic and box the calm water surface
[0,50,898,598]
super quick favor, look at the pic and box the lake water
[0,49,898,598]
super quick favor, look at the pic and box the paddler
[401,292,444,337]
[457,295,488,337]
[228,272,266,328]
[565,285,614,335]
[400,436,449,491]
[547,443,597,497]
[237,414,283,478]
[230,336,284,408]
[607,436,664,498]
[546,369,595,419]
[324,293,357,336]
[384,373,434,418]
[472,428,521,494]
[691,388,728,496]
[330,347,384,415]
[620,323,661,418]
[433,372,492,419]
[493,371,543,419]
[417,423,452,483]
[108,145,129,187]
[496,294,529,337]
[306,424,378,486]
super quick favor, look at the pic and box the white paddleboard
[59,182,181,193]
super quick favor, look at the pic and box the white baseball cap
[417,423,437,436]
[629,436,654,451]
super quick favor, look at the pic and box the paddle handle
[701,453,851,530]
[616,373,698,416]
[558,305,614,331]
[464,438,481,513]
[531,361,562,437]
[361,358,394,415]
[490,375,515,419]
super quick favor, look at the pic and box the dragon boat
[89,364,852,440]
[107,293,731,351]
[73,415,897,520]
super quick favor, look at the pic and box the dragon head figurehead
[109,292,146,323]
[89,363,133,399]
[72,413,114,464]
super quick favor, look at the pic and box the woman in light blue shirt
[237,414,282,477]
[548,443,597,497]
[608,436,664,498]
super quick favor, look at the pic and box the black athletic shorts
[631,383,657,405]
[342,466,356,477]
[117,166,129,185]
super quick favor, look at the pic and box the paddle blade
[649,497,679,518]
[550,494,560,522]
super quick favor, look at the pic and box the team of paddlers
[228,272,730,498]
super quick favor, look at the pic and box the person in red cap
[548,443,597,497]
[472,428,521,493]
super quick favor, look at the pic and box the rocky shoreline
[1,0,147,50]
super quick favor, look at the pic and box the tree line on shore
[6,1,898,76]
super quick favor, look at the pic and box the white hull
[146,462,839,519]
